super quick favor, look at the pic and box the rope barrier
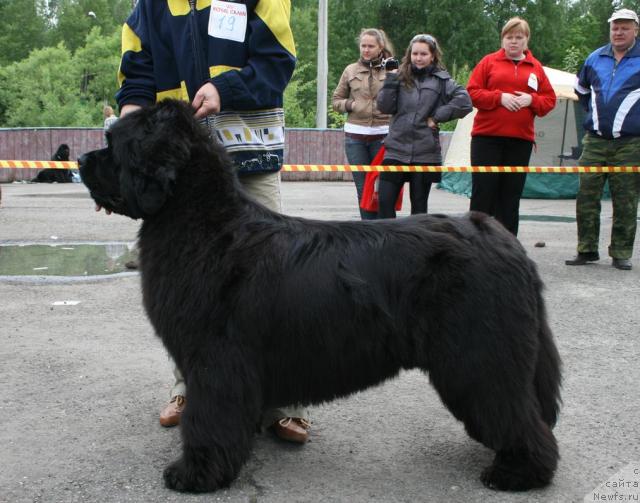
[1,160,639,173]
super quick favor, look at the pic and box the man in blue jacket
[116,0,311,442]
[566,8,640,270]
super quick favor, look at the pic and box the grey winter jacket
[377,70,472,164]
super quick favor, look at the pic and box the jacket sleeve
[376,73,400,115]
[529,65,556,117]
[115,5,157,109]
[332,67,351,113]
[575,61,592,112]
[467,57,502,111]
[433,79,473,123]
[211,0,296,111]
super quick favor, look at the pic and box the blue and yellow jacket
[576,40,640,139]
[116,0,296,173]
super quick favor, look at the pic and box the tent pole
[559,99,569,166]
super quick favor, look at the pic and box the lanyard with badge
[208,0,248,43]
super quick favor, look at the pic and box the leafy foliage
[0,26,121,127]
[45,0,132,53]
[0,1,48,66]
[0,44,84,126]
[284,64,317,128]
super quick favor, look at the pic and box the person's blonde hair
[358,28,394,59]
[103,105,115,119]
[501,17,530,39]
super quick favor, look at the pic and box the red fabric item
[360,146,403,212]
[467,49,556,142]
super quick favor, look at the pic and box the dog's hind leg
[533,301,562,428]
[478,411,558,491]
[163,348,262,493]
[428,359,559,491]
[477,308,562,491]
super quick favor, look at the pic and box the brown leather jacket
[331,60,390,128]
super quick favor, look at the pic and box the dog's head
[79,100,209,219]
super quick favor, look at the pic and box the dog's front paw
[163,457,225,493]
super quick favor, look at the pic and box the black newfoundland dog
[79,100,561,493]
[32,143,74,183]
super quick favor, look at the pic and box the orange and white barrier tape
[0,160,78,169]
[283,164,640,173]
[1,160,639,173]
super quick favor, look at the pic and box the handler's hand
[193,82,221,119]
[427,117,438,130]
[514,91,532,108]
[119,103,142,118]
[500,92,522,112]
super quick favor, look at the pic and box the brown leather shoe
[159,395,185,427]
[271,417,310,444]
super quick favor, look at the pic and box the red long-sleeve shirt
[467,49,556,141]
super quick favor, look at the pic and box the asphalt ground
[0,180,639,503]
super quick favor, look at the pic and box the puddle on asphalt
[520,214,576,223]
[0,217,577,277]
[0,242,137,277]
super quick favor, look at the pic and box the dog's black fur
[79,100,562,493]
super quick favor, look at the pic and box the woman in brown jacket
[332,28,394,219]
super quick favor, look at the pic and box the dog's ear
[116,101,197,217]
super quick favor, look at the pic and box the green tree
[0,44,88,126]
[289,1,318,127]
[326,0,376,91]
[522,0,568,66]
[73,27,122,112]
[284,64,316,128]
[0,25,122,127]
[0,0,48,66]
[47,0,131,53]
[557,0,624,74]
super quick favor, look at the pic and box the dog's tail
[534,289,562,428]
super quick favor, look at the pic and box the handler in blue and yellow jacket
[566,8,640,271]
[116,0,311,443]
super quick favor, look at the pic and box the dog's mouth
[89,191,127,215]
[79,150,134,217]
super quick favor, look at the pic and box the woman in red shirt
[467,17,556,235]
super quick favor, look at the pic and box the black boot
[565,252,600,265]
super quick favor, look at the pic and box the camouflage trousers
[575,134,640,259]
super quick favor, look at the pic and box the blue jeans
[344,136,384,220]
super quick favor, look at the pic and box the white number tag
[527,73,538,91]
[208,1,247,43]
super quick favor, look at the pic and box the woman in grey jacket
[376,34,472,218]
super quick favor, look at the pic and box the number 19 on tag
[208,1,248,43]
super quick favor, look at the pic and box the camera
[382,57,399,71]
